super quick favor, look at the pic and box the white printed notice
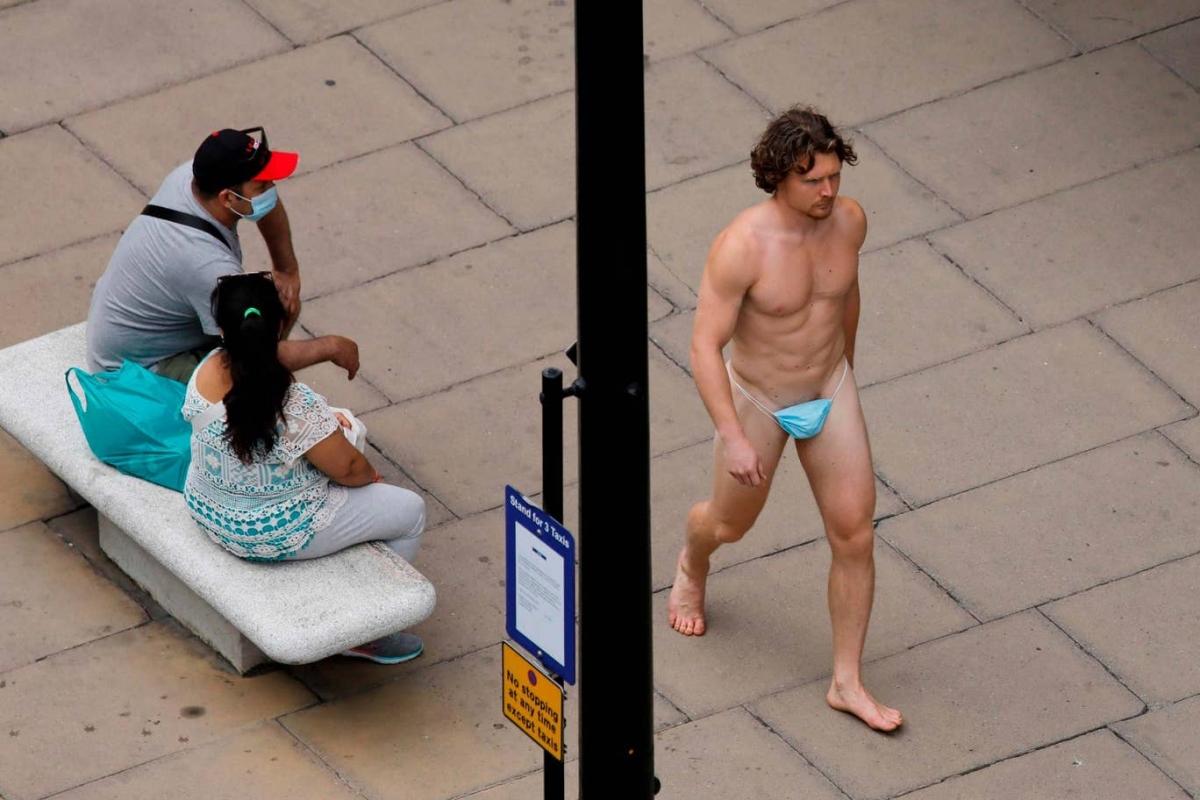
[513,521,566,667]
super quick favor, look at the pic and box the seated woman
[182,272,427,664]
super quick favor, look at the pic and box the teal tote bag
[65,361,192,492]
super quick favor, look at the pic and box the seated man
[86,126,358,382]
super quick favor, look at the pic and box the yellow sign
[502,641,564,760]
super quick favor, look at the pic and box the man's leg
[152,346,210,384]
[669,390,788,635]
[795,369,902,731]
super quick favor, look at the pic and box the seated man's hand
[330,335,360,380]
[272,269,302,323]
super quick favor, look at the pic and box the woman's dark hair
[750,106,858,193]
[210,273,292,463]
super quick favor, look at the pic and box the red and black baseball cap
[192,126,298,194]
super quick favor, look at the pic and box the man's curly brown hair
[750,106,857,193]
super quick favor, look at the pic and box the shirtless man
[667,107,902,732]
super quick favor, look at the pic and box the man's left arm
[842,199,868,370]
[257,199,301,329]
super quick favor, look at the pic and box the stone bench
[0,323,436,673]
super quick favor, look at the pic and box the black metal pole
[540,367,566,800]
[574,1,655,797]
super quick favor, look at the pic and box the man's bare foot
[668,548,708,636]
[826,680,903,732]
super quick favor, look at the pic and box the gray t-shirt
[86,161,244,372]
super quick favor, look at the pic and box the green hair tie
[243,307,262,319]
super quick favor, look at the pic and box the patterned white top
[182,351,347,561]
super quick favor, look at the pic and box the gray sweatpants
[285,482,427,563]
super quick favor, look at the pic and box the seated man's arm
[257,198,301,332]
[278,336,360,379]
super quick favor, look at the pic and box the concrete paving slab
[645,143,963,299]
[854,240,1027,387]
[652,539,974,718]
[1162,415,1200,461]
[244,0,437,44]
[862,321,1192,505]
[648,251,697,311]
[0,428,75,533]
[1024,0,1200,50]
[882,433,1200,622]
[647,162,763,294]
[1043,554,1200,705]
[67,37,450,195]
[419,92,574,230]
[0,126,144,268]
[0,234,118,349]
[303,223,659,402]
[1095,281,1200,406]
[643,0,732,62]
[752,611,1144,800]
[367,447,457,529]
[651,707,845,799]
[643,56,768,191]
[293,342,392,416]
[866,44,1200,218]
[0,622,314,800]
[648,309,698,372]
[699,0,843,35]
[564,436,906,591]
[1141,18,1200,88]
[469,763,581,800]
[0,0,288,133]
[0,522,145,674]
[1114,695,1200,797]
[363,347,712,515]
[52,721,359,800]
[356,0,574,121]
[930,150,1200,328]
[703,0,1071,125]
[282,644,540,800]
[237,143,514,300]
[44,507,167,621]
[896,729,1189,800]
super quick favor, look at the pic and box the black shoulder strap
[141,204,231,251]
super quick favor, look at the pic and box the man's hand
[328,335,360,380]
[272,269,301,323]
[723,433,766,487]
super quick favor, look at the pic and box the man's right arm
[278,336,360,379]
[690,230,766,486]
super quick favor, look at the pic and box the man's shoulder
[832,196,867,248]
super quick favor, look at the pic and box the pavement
[1,0,1199,798]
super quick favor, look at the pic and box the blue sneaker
[341,632,424,665]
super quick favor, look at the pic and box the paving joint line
[59,122,148,200]
[1137,38,1200,98]
[1029,273,1200,334]
[233,0,296,47]
[349,30,461,126]
[301,217,562,309]
[413,139,517,228]
[691,0,737,36]
[1085,317,1198,414]
[1155,425,1200,472]
[693,50,774,116]
[875,534,984,625]
[1013,0,1082,53]
[1107,720,1199,799]
[740,704,855,800]
[922,236,1030,329]
[1034,606,1148,708]
[276,717,373,798]
[856,128,969,221]
[365,440,461,522]
[901,416,1197,512]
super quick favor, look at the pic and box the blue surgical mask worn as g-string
[731,360,850,439]
[227,186,278,222]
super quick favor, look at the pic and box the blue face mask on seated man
[228,186,278,222]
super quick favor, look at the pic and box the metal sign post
[574,0,657,796]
